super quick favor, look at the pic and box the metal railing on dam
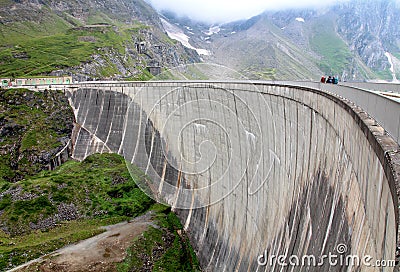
[342,82,400,94]
[44,81,400,270]
[274,81,400,145]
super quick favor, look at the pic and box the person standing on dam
[322,76,339,84]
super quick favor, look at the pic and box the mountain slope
[208,16,323,80]
[0,0,200,80]
[162,0,400,81]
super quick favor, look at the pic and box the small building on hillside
[14,77,73,86]
[147,60,161,76]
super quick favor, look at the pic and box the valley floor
[9,212,154,272]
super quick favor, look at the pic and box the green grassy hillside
[0,153,154,235]
[309,17,353,76]
[0,153,153,269]
[0,151,200,271]
[0,0,195,80]
[0,17,152,79]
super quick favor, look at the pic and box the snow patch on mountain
[161,18,210,56]
[385,52,398,82]
[205,25,221,35]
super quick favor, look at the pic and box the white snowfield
[161,18,211,56]
[385,52,399,82]
[205,25,221,35]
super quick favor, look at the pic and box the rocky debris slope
[0,88,74,183]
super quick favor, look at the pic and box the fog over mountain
[146,0,351,23]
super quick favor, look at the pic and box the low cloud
[146,0,350,23]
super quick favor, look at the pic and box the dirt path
[10,212,155,272]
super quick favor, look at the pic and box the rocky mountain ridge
[336,0,400,74]
[162,0,400,81]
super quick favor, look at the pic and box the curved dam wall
[66,81,400,271]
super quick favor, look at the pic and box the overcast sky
[146,0,349,23]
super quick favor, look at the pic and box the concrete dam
[64,81,400,271]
